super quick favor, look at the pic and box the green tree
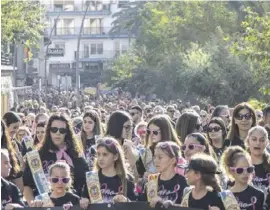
[1,0,45,58]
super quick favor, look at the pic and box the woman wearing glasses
[220,146,265,210]
[135,115,181,179]
[225,103,256,149]
[207,117,227,160]
[182,133,216,163]
[23,113,88,204]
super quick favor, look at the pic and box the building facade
[44,0,131,89]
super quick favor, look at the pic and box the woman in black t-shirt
[23,113,88,204]
[245,126,270,198]
[80,110,103,170]
[180,154,228,210]
[30,162,79,207]
[220,146,265,210]
[80,137,136,208]
[140,141,188,206]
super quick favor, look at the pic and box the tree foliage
[104,1,270,105]
[1,0,45,58]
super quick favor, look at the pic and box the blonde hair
[49,161,72,189]
[220,146,252,181]
[94,137,133,196]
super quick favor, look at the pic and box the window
[84,44,90,58]
[90,43,103,55]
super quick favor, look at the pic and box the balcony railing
[45,3,111,15]
[77,50,126,61]
[45,27,129,38]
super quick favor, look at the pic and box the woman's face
[147,124,162,144]
[96,146,118,170]
[230,156,253,185]
[49,167,70,194]
[36,126,45,142]
[83,116,95,134]
[234,108,253,132]
[154,148,175,173]
[121,120,132,140]
[1,153,11,178]
[185,168,200,186]
[183,136,205,162]
[248,130,268,157]
[219,108,230,126]
[208,123,223,142]
[8,122,20,138]
[137,125,147,139]
[17,130,27,141]
[50,120,67,148]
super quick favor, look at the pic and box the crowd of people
[1,92,270,210]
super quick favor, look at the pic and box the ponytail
[201,174,222,192]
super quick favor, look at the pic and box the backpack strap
[219,190,241,210]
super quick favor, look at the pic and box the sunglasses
[97,139,118,151]
[50,177,70,184]
[207,126,222,133]
[235,113,252,120]
[230,166,254,174]
[159,142,175,157]
[147,129,161,136]
[50,127,67,134]
[181,144,204,151]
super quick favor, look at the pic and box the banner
[15,202,203,210]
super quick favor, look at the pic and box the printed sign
[47,48,64,56]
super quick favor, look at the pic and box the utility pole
[75,1,90,99]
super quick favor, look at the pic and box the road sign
[47,48,64,56]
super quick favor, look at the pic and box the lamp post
[75,1,90,99]
[57,74,61,93]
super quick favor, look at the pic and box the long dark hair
[81,110,103,151]
[37,113,83,159]
[2,111,21,127]
[106,111,132,142]
[1,121,20,176]
[34,121,46,145]
[227,102,256,141]
[146,115,181,147]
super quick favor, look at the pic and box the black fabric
[82,170,137,203]
[136,156,146,178]
[139,174,188,204]
[213,147,225,160]
[49,192,80,206]
[223,137,245,149]
[188,190,225,210]
[1,178,25,208]
[23,150,88,196]
[84,137,96,170]
[233,185,265,210]
[252,163,269,194]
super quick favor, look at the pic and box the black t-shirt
[252,163,270,195]
[82,170,137,203]
[49,192,80,206]
[213,147,225,160]
[188,190,225,210]
[224,137,245,149]
[23,150,88,196]
[233,185,265,210]
[1,178,25,208]
[139,174,188,204]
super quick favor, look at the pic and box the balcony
[45,3,111,16]
[77,50,123,62]
[45,27,130,39]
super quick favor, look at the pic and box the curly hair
[36,113,83,159]
[1,121,20,177]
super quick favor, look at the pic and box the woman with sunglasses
[245,126,270,202]
[135,115,181,179]
[225,103,256,149]
[180,154,239,210]
[80,137,136,207]
[176,111,202,144]
[81,110,103,169]
[30,162,79,207]
[140,141,188,206]
[23,113,88,204]
[220,146,265,210]
[207,117,227,160]
[182,133,216,163]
